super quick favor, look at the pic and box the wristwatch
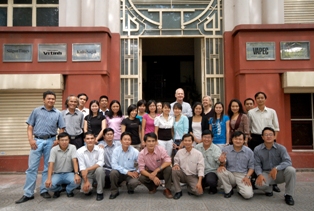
[245,175,251,179]
[74,172,80,175]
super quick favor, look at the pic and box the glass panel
[14,0,31,3]
[37,0,58,4]
[162,12,181,29]
[0,7,7,26]
[290,94,311,119]
[36,8,58,26]
[13,8,32,26]
[0,0,8,4]
[291,121,313,149]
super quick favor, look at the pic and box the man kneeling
[172,134,204,199]
[138,132,173,198]
[45,132,81,198]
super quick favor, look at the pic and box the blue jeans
[23,137,55,197]
[48,172,79,193]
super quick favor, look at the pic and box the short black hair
[78,93,89,101]
[127,104,137,116]
[99,95,108,102]
[262,127,275,136]
[120,131,132,140]
[254,91,267,99]
[173,102,182,110]
[43,90,56,99]
[244,98,254,105]
[192,102,204,116]
[202,129,213,138]
[84,131,95,138]
[137,99,146,108]
[58,132,70,140]
[144,132,157,142]
[182,133,194,142]
[231,131,246,140]
[103,128,114,136]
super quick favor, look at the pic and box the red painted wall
[0,27,120,172]
[224,24,314,168]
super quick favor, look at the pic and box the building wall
[224,24,314,168]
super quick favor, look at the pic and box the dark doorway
[142,56,194,102]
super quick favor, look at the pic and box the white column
[262,0,284,24]
[249,0,262,24]
[107,0,120,33]
[95,0,108,27]
[64,0,81,26]
[234,0,250,25]
[81,0,95,26]
[58,0,66,26]
[223,0,234,31]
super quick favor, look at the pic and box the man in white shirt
[170,88,192,117]
[77,93,89,117]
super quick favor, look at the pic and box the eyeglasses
[263,133,274,137]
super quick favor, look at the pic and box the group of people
[15,88,296,206]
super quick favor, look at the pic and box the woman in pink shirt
[141,100,157,148]
[106,100,124,145]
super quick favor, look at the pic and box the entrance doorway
[141,38,202,104]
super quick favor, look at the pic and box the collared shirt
[98,141,118,171]
[223,145,255,173]
[100,108,109,117]
[154,114,174,129]
[254,143,292,175]
[173,115,189,140]
[62,109,84,136]
[49,144,77,173]
[76,145,104,171]
[170,101,193,117]
[138,145,172,172]
[112,146,139,175]
[248,106,280,134]
[195,143,221,175]
[26,105,65,137]
[174,148,204,177]
[78,107,89,118]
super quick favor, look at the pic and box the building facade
[0,0,314,171]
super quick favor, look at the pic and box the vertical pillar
[249,0,262,24]
[81,0,95,26]
[223,0,234,31]
[234,0,250,25]
[64,0,81,26]
[95,0,108,27]
[107,0,120,33]
[262,0,284,24]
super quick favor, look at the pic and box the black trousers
[202,172,218,189]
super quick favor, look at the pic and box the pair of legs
[255,166,296,196]
[80,167,105,194]
[217,170,253,199]
[202,172,218,193]
[139,166,172,191]
[48,172,79,194]
[158,139,173,157]
[69,135,83,149]
[172,169,202,196]
[23,137,55,197]
[110,170,139,195]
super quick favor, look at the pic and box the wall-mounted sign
[3,44,33,62]
[280,41,310,60]
[38,44,67,62]
[246,42,275,60]
[72,43,101,62]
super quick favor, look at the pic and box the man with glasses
[195,130,221,194]
[254,127,296,206]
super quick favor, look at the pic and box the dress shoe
[187,192,195,196]
[84,191,92,196]
[173,191,182,200]
[40,192,51,199]
[128,190,134,194]
[265,192,273,197]
[53,191,61,198]
[149,185,158,194]
[15,195,34,204]
[224,189,234,198]
[96,193,104,201]
[208,187,217,194]
[285,195,295,206]
[163,189,173,199]
[109,192,119,199]
[273,184,281,192]
[67,191,74,197]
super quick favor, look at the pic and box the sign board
[72,43,101,61]
[38,44,67,62]
[3,44,33,62]
[280,41,310,60]
[246,42,275,60]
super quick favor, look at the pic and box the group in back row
[15,88,295,206]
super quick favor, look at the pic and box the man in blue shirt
[109,132,139,199]
[16,90,65,204]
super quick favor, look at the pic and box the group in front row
[15,90,295,206]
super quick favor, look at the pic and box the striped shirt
[26,106,65,137]
[223,145,255,173]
